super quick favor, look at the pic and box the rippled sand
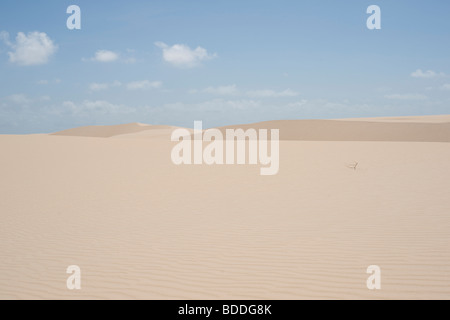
[1,116,449,299]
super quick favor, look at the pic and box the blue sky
[0,0,449,133]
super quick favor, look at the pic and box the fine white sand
[1,115,450,299]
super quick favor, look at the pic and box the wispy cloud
[126,80,162,90]
[384,93,427,100]
[440,84,450,91]
[285,100,308,108]
[189,86,300,99]
[89,81,121,92]
[1,31,57,66]
[411,69,445,79]
[164,99,260,112]
[88,80,161,91]
[8,93,31,105]
[246,89,299,98]
[190,84,239,96]
[62,100,135,116]
[155,42,216,68]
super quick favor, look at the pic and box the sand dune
[114,127,193,140]
[52,116,450,142]
[51,123,179,138]
[217,119,450,142]
[1,116,450,299]
[337,114,450,123]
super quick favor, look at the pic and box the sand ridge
[216,119,450,142]
[336,114,450,123]
[50,116,450,143]
[51,123,180,138]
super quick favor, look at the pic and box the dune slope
[217,119,450,142]
[51,123,177,138]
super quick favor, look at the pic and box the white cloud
[411,69,445,79]
[285,100,308,108]
[89,81,121,91]
[84,49,137,63]
[165,99,260,112]
[37,80,49,85]
[126,80,162,90]
[1,31,57,66]
[90,50,119,62]
[189,86,300,98]
[246,89,299,98]
[62,100,135,115]
[384,93,427,100]
[204,85,238,95]
[8,94,31,104]
[440,84,450,91]
[155,42,216,68]
[89,83,109,91]
[88,80,161,91]
[191,84,239,95]
[3,94,52,107]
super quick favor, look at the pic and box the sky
[0,0,449,133]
